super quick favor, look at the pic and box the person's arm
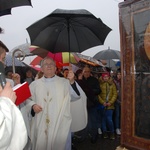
[71,82,80,96]
[0,82,16,103]
[12,73,21,85]
[31,104,43,117]
[25,82,43,117]
[67,70,80,96]
[31,105,36,117]
[109,83,118,105]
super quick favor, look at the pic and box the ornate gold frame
[119,0,150,149]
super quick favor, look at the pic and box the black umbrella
[26,9,111,53]
[0,9,11,16]
[0,0,32,16]
[93,47,120,60]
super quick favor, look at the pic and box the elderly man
[75,66,101,143]
[26,57,87,150]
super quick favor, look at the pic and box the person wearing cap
[98,72,117,140]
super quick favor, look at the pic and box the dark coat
[76,76,101,108]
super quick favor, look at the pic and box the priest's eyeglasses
[42,63,55,67]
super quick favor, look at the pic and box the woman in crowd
[113,70,121,135]
[98,72,117,140]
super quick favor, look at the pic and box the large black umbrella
[0,0,32,16]
[26,9,111,53]
[93,47,120,60]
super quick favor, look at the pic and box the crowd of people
[0,40,122,150]
[72,66,121,143]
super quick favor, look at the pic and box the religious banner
[119,0,150,149]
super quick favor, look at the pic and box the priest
[26,57,87,150]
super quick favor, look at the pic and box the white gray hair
[40,57,56,67]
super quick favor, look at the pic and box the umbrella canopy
[105,59,119,70]
[29,46,78,64]
[9,42,32,57]
[0,0,32,16]
[26,8,111,53]
[93,48,120,60]
[4,54,38,80]
[72,53,104,67]
[0,9,11,16]
[29,45,48,57]
[47,52,77,64]
[29,56,43,66]
[72,53,106,73]
[29,56,70,69]
[116,61,121,67]
[5,54,25,67]
[29,45,105,67]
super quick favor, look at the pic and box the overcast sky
[0,0,123,58]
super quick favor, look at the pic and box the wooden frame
[119,0,150,149]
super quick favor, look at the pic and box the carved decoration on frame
[119,0,150,149]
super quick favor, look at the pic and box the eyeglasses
[42,63,55,67]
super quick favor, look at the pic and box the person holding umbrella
[26,57,87,150]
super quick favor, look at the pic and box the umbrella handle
[12,49,26,74]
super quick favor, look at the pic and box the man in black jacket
[76,66,101,143]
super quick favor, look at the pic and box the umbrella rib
[52,23,67,53]
[69,22,81,53]
[70,17,104,43]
